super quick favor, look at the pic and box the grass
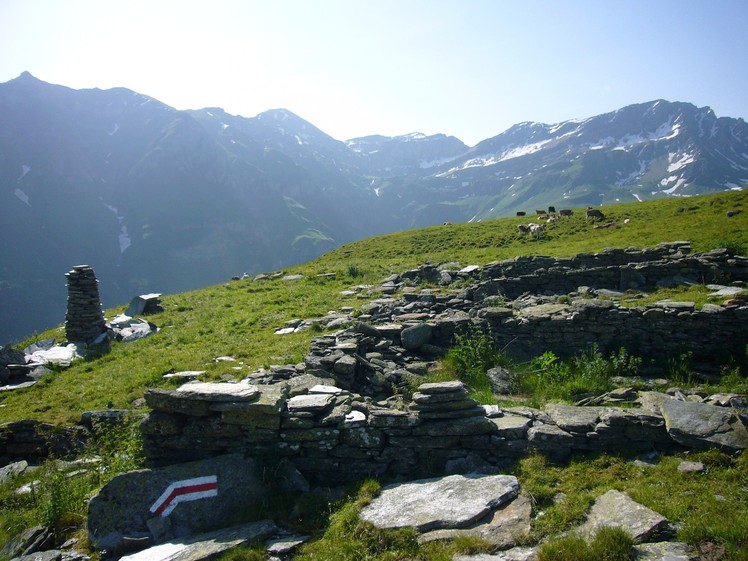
[3,190,746,425]
[516,451,748,561]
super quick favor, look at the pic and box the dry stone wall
[139,242,748,482]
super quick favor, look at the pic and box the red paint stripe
[152,482,218,516]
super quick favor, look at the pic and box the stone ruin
[64,265,106,343]
[139,242,748,484]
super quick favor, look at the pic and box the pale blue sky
[1,0,746,146]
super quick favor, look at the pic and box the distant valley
[1,71,747,342]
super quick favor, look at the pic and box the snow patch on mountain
[17,164,31,182]
[108,123,120,136]
[667,152,695,173]
[14,189,31,206]
[102,202,132,253]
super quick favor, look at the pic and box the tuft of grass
[538,526,635,561]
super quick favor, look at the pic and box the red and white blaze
[149,475,218,517]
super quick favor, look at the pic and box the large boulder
[359,473,519,532]
[660,399,748,452]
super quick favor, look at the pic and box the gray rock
[286,393,334,413]
[577,489,669,543]
[265,535,310,555]
[634,541,693,561]
[400,323,433,350]
[417,380,467,394]
[118,520,276,561]
[88,454,275,551]
[660,399,748,452]
[0,460,28,484]
[419,492,531,547]
[486,366,516,395]
[0,526,52,559]
[677,461,705,474]
[453,546,538,561]
[545,404,602,433]
[359,473,519,532]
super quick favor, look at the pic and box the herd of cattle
[516,206,607,239]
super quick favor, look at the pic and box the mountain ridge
[1,72,746,342]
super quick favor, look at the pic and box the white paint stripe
[159,488,219,517]
[149,475,217,515]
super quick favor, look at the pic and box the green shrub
[442,327,507,397]
[538,526,635,561]
[514,345,641,405]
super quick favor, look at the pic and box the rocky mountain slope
[1,72,747,342]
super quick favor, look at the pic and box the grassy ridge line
[2,191,746,425]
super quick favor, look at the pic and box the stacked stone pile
[410,381,484,420]
[65,265,106,343]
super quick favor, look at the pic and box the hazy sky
[2,0,747,146]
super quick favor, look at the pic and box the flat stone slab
[419,492,531,547]
[286,393,334,412]
[577,489,669,543]
[163,371,205,380]
[175,382,260,402]
[545,404,602,433]
[660,399,748,452]
[359,473,519,532]
[119,520,276,561]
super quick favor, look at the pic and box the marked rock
[359,473,519,532]
[88,454,279,552]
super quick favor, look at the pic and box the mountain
[1,72,746,342]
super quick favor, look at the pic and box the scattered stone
[265,534,310,556]
[634,541,693,561]
[359,473,519,532]
[118,520,277,561]
[125,294,164,317]
[162,371,205,380]
[453,546,538,561]
[677,461,706,474]
[576,489,670,543]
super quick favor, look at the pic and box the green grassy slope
[3,190,746,425]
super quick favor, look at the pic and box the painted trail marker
[150,475,218,517]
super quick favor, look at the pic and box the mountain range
[1,72,747,342]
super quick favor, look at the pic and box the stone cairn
[65,265,106,343]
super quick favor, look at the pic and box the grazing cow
[516,211,526,217]
[548,206,556,214]
[442,222,452,226]
[517,224,531,234]
[547,215,561,223]
[559,209,573,217]
[535,209,547,216]
[528,223,544,239]
[586,207,605,221]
